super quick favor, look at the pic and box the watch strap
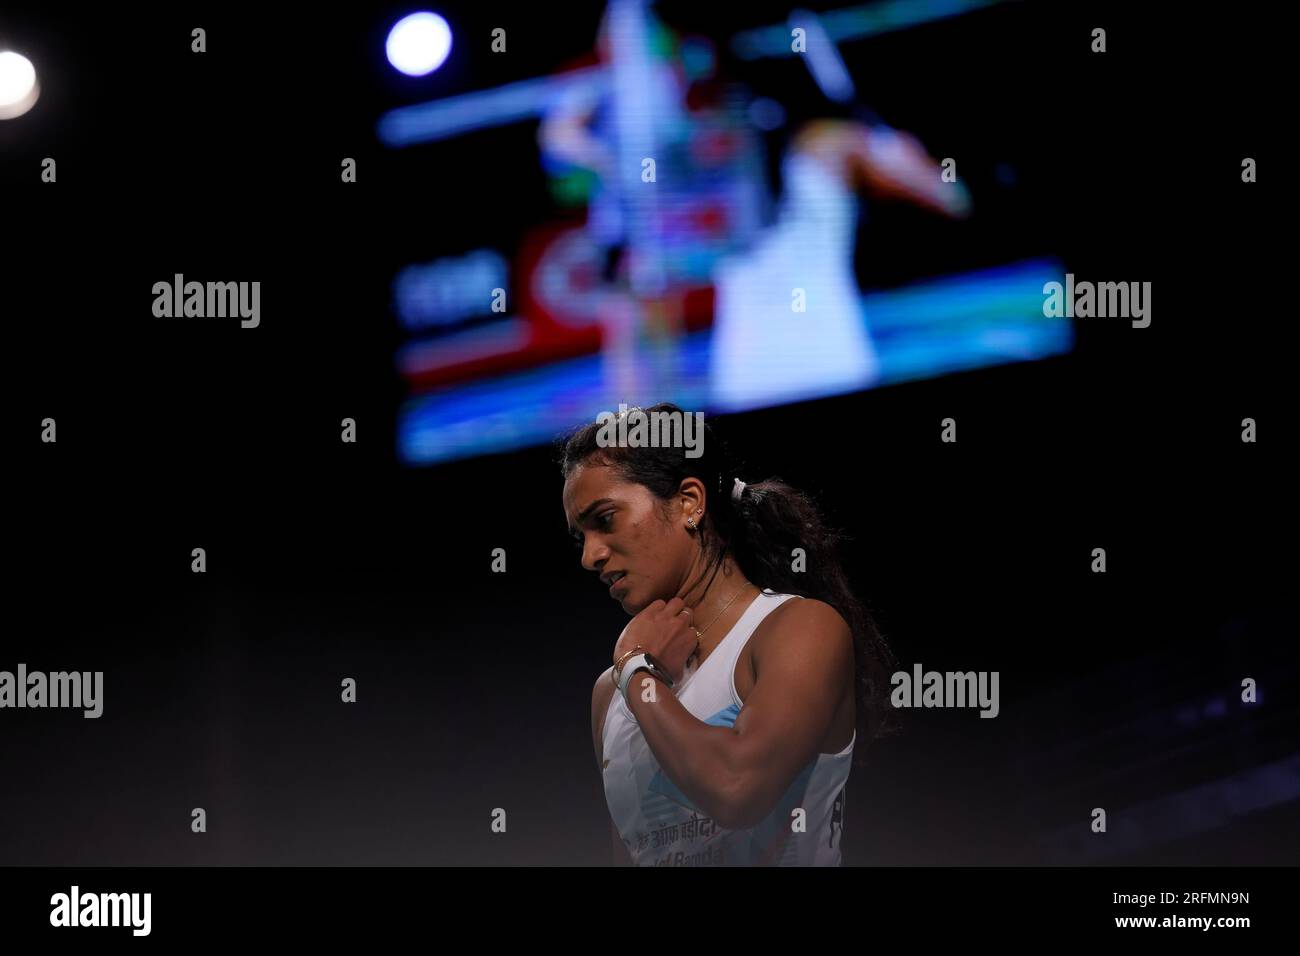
[616,652,672,700]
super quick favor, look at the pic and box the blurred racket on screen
[788,8,972,218]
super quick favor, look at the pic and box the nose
[581,536,609,573]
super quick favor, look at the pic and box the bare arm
[622,598,854,830]
[592,668,632,866]
[791,118,971,218]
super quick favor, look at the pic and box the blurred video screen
[384,0,1073,466]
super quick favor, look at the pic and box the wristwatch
[615,651,673,701]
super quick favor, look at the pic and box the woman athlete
[560,404,897,865]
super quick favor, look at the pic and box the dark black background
[1,0,1293,867]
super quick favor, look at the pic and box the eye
[570,512,615,550]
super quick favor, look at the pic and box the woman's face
[562,462,695,615]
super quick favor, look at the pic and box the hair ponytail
[724,475,899,751]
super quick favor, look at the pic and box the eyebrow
[568,498,615,536]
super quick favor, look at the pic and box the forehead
[564,461,634,519]
[564,463,603,509]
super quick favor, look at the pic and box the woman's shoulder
[752,594,852,659]
[765,591,844,619]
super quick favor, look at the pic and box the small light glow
[0,51,40,120]
[386,12,453,77]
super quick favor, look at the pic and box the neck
[679,558,755,649]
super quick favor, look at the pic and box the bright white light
[0,51,40,120]
[386,12,452,77]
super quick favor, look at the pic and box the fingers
[662,597,695,625]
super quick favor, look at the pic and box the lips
[605,571,628,592]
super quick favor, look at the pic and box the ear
[677,476,707,524]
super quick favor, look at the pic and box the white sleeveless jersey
[708,151,881,412]
[601,589,854,866]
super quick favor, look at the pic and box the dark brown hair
[559,403,899,759]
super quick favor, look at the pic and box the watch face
[641,654,671,686]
